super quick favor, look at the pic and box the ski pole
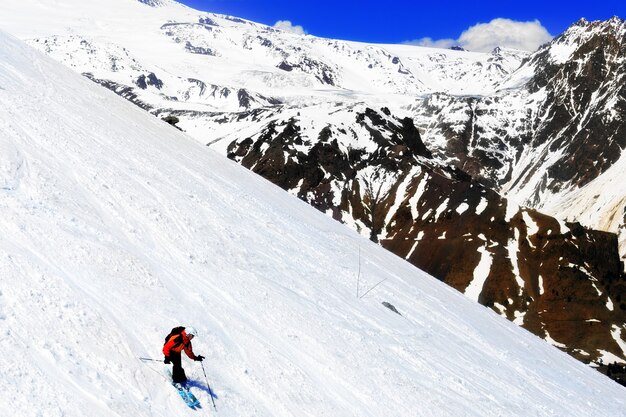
[201,361,217,410]
[139,357,163,362]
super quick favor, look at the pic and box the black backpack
[164,326,185,345]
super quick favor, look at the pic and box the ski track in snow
[0,21,625,417]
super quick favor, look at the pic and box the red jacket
[163,331,198,360]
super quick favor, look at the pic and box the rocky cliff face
[408,19,626,260]
[522,18,626,189]
[413,18,626,190]
[225,105,626,370]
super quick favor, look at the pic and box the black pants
[170,352,188,385]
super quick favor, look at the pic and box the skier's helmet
[185,326,198,338]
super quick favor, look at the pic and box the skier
[163,326,205,388]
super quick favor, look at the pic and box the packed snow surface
[1,26,626,417]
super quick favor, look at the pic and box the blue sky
[178,0,626,46]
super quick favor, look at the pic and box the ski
[185,389,201,407]
[174,383,200,408]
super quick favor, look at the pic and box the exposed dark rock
[147,73,163,89]
[198,17,219,26]
[237,89,253,108]
[256,36,273,48]
[276,57,336,86]
[161,115,183,131]
[600,362,626,387]
[185,41,216,56]
[382,302,401,315]
[137,0,164,6]
[186,78,207,95]
[399,117,432,158]
[135,75,147,89]
[223,16,247,24]
[135,72,163,90]
[278,61,294,71]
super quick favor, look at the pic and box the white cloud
[409,37,456,49]
[273,20,306,35]
[459,19,553,52]
[405,18,553,52]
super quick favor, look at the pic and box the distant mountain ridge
[0,0,624,383]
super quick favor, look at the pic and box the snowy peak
[529,16,626,81]
[503,16,626,207]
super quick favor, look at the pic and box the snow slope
[0,29,625,417]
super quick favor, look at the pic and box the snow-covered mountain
[408,17,626,256]
[0,0,526,107]
[4,28,626,417]
[1,0,625,383]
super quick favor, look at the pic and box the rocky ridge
[408,18,626,259]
